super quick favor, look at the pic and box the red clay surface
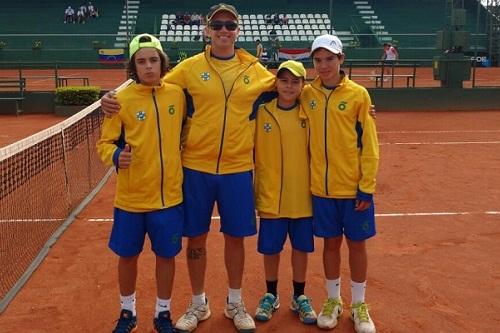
[1,66,500,91]
[1,111,500,332]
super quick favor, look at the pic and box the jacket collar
[130,79,166,94]
[204,45,258,66]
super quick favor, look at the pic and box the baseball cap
[277,60,306,79]
[129,33,163,58]
[311,34,343,56]
[207,3,239,21]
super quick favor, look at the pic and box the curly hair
[126,35,169,83]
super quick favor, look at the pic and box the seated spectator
[175,12,183,25]
[64,6,75,24]
[88,2,98,18]
[265,14,272,24]
[281,14,289,25]
[77,8,86,24]
[183,12,191,25]
[273,13,280,25]
[80,3,88,18]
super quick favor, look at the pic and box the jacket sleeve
[357,88,379,198]
[96,113,124,167]
[164,60,188,89]
[256,62,276,91]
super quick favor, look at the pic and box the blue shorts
[312,196,376,241]
[182,167,257,238]
[258,217,314,255]
[109,205,183,258]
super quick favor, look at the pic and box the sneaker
[154,311,176,333]
[112,309,137,333]
[175,299,211,333]
[351,302,376,333]
[290,295,317,324]
[255,293,280,321]
[224,300,256,333]
[317,297,343,330]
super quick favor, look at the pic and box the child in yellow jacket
[97,33,185,333]
[253,60,317,325]
[301,34,379,333]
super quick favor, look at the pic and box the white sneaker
[224,300,256,333]
[317,297,343,330]
[175,299,211,333]
[351,302,376,333]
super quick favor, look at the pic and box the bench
[56,76,90,87]
[348,73,416,88]
[0,78,26,116]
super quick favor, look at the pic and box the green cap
[129,33,163,58]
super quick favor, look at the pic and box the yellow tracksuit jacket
[165,46,275,174]
[97,81,185,212]
[254,99,312,217]
[300,74,379,199]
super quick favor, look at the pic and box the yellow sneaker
[317,297,343,329]
[350,302,376,333]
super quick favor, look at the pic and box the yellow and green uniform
[254,99,311,218]
[165,45,275,175]
[97,81,185,212]
[300,73,379,199]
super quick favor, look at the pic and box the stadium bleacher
[0,0,494,63]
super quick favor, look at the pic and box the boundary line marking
[84,211,500,222]
[4,212,499,223]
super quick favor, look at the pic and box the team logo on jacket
[136,111,146,121]
[201,72,210,81]
[243,75,250,84]
[309,100,317,110]
[338,101,347,111]
[168,105,175,115]
[263,122,272,132]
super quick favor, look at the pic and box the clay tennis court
[1,71,500,333]
[1,66,500,91]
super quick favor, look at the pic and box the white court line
[379,140,500,146]
[0,218,65,223]
[3,212,499,223]
[85,211,500,222]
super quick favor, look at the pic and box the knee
[224,234,244,248]
[187,233,208,248]
[324,237,343,252]
[346,239,366,252]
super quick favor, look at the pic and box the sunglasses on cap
[209,20,238,31]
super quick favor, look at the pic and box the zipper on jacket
[323,90,335,196]
[214,62,254,174]
[152,89,165,206]
[264,106,284,214]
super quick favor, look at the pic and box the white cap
[311,34,343,55]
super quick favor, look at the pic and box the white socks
[228,287,242,304]
[120,292,136,316]
[192,292,206,306]
[325,278,367,304]
[326,277,341,299]
[351,280,367,304]
[155,297,171,318]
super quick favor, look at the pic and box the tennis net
[0,81,130,312]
